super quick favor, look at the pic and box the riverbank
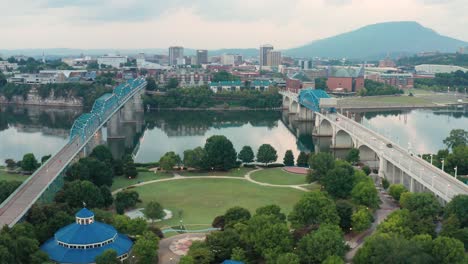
[148,106,282,111]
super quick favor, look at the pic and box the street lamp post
[454,166,458,179]
[430,154,433,165]
[441,159,445,171]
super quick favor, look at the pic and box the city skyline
[0,0,467,50]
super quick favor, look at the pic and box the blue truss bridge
[0,78,147,227]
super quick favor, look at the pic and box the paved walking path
[112,167,311,195]
[345,185,398,262]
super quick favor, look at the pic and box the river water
[0,105,466,164]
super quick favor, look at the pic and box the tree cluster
[358,80,404,96]
[182,202,347,264]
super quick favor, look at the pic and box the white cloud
[0,0,466,49]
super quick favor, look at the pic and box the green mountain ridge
[284,21,468,59]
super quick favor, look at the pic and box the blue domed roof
[55,221,117,245]
[41,208,133,264]
[42,234,132,264]
[76,208,94,218]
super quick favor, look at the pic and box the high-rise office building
[196,50,208,65]
[168,46,184,66]
[259,44,274,68]
[266,51,281,67]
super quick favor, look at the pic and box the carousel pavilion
[41,208,133,263]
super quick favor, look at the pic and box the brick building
[326,66,365,93]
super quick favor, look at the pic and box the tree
[205,229,241,262]
[289,192,339,228]
[159,151,181,171]
[224,206,251,227]
[100,186,114,208]
[388,184,408,201]
[336,200,353,231]
[352,207,373,232]
[56,180,104,208]
[115,190,140,214]
[40,154,51,164]
[0,181,21,204]
[65,157,114,187]
[298,224,346,264]
[445,194,468,228]
[123,155,137,178]
[443,129,467,150]
[146,77,158,91]
[255,204,286,222]
[296,151,309,167]
[0,72,7,87]
[21,153,39,172]
[381,178,390,190]
[377,209,414,239]
[276,253,300,264]
[323,255,345,264]
[354,233,429,264]
[346,148,360,164]
[183,147,205,169]
[351,180,379,208]
[95,249,120,264]
[283,150,295,166]
[179,256,195,264]
[242,215,293,261]
[212,71,240,82]
[238,146,255,163]
[323,167,355,199]
[144,201,165,223]
[90,145,113,166]
[165,78,179,89]
[446,145,468,175]
[187,241,214,264]
[308,152,335,182]
[230,247,248,263]
[315,77,328,90]
[4,159,16,170]
[202,135,237,171]
[256,144,278,165]
[399,192,441,219]
[362,165,371,176]
[432,236,466,264]
[133,231,159,264]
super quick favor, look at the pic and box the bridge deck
[0,138,80,226]
[0,78,146,227]
[321,112,468,201]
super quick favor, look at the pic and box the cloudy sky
[1,0,466,50]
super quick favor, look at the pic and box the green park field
[133,178,305,227]
[0,167,27,182]
[111,169,173,191]
[250,168,307,185]
[177,167,254,177]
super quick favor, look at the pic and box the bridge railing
[1,78,147,227]
[322,112,468,201]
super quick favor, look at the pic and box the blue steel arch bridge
[0,78,147,227]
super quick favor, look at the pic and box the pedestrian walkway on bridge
[0,78,147,227]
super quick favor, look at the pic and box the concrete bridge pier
[297,106,315,121]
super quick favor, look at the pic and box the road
[322,112,468,201]
[0,138,80,227]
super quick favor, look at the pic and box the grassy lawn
[133,178,305,227]
[111,169,173,191]
[302,183,321,191]
[250,168,307,185]
[177,167,253,177]
[0,167,27,182]
[339,95,432,107]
